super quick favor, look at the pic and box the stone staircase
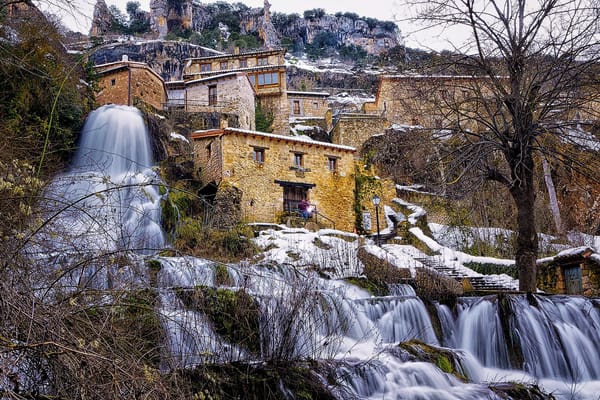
[414,256,515,292]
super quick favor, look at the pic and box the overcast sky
[49,0,462,51]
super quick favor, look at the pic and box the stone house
[165,72,256,130]
[183,49,290,134]
[363,75,494,131]
[94,59,167,110]
[537,246,600,296]
[191,127,356,231]
[287,90,332,132]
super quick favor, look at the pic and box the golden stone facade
[94,61,167,110]
[363,75,494,131]
[331,114,389,150]
[191,128,357,231]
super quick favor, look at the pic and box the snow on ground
[251,196,598,293]
[393,198,426,225]
[252,227,363,279]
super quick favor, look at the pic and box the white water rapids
[32,105,600,399]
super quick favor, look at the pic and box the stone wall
[95,63,167,110]
[288,93,329,120]
[193,135,224,187]
[185,75,255,130]
[259,93,290,135]
[193,129,357,231]
[331,114,388,150]
[366,76,494,131]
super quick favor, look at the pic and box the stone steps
[414,256,514,292]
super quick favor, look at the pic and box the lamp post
[372,195,381,246]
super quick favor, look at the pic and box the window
[327,157,338,172]
[252,72,280,87]
[293,153,303,168]
[248,75,256,86]
[208,85,217,105]
[206,144,212,158]
[257,57,268,66]
[220,61,228,70]
[201,63,211,72]
[313,102,319,109]
[240,58,247,68]
[110,78,116,86]
[253,147,265,164]
[293,100,301,115]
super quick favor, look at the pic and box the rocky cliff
[91,0,401,55]
[89,41,221,80]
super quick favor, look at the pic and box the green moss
[354,164,383,234]
[177,286,261,354]
[346,277,388,296]
[399,340,467,381]
[214,263,232,286]
[436,355,452,373]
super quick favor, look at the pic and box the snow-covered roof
[184,48,285,61]
[191,128,356,152]
[287,90,330,97]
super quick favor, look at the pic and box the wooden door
[564,266,583,294]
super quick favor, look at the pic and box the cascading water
[28,107,600,399]
[31,105,164,291]
[39,104,164,254]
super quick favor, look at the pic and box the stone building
[363,75,493,130]
[94,59,167,110]
[288,91,332,131]
[191,127,356,231]
[165,72,256,130]
[183,49,290,134]
[537,246,600,297]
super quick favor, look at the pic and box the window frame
[253,147,265,164]
[208,84,217,106]
[293,152,304,168]
[327,157,338,172]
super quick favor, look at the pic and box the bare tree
[397,0,600,291]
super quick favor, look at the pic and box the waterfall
[29,105,165,294]
[39,105,165,255]
[153,251,600,399]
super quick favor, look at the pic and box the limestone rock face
[90,0,112,37]
[273,13,402,55]
[150,0,193,39]
[239,0,280,49]
[89,41,219,80]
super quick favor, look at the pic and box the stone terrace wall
[331,114,389,150]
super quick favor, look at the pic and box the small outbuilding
[537,246,600,296]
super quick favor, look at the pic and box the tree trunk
[509,156,539,293]
[542,158,563,235]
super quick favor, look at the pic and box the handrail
[313,210,335,230]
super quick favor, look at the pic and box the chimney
[122,54,129,62]
[234,47,240,55]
